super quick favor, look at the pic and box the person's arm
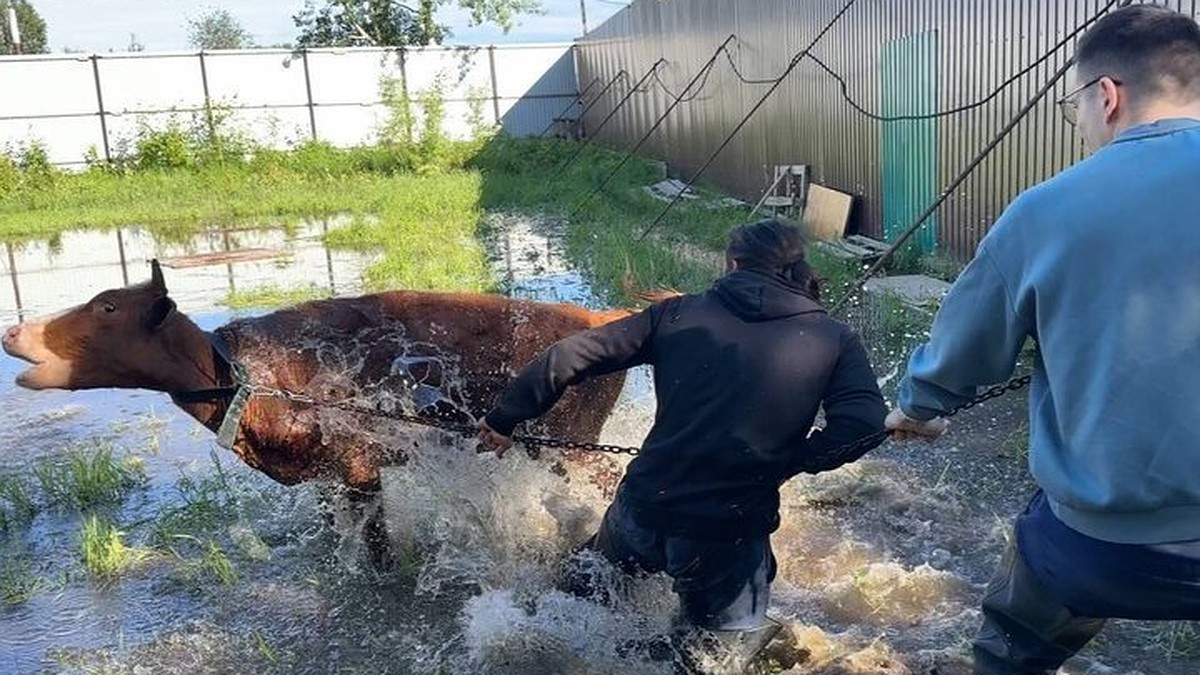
[892,241,1030,436]
[482,305,660,441]
[792,330,888,474]
[899,243,1029,418]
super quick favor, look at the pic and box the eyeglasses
[1056,76,1122,126]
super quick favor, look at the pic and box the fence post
[198,50,216,139]
[5,242,23,322]
[398,46,412,142]
[322,219,336,295]
[116,229,129,286]
[90,55,111,163]
[487,45,501,125]
[301,48,318,141]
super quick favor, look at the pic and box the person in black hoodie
[477,218,887,655]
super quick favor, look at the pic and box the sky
[26,0,630,53]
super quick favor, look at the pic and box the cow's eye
[102,303,116,313]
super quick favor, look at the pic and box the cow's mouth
[2,343,41,377]
[14,361,50,389]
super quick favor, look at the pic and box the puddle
[0,217,379,324]
[484,211,600,308]
[0,213,1192,674]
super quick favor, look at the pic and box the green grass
[472,137,752,303]
[323,171,492,291]
[0,474,37,530]
[151,454,239,548]
[0,559,43,605]
[167,537,238,586]
[808,245,867,307]
[1,133,932,311]
[33,444,146,511]
[2,143,495,294]
[223,284,332,310]
[79,516,151,581]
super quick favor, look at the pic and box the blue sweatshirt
[899,118,1200,545]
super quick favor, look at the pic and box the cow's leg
[317,480,379,571]
[341,453,394,572]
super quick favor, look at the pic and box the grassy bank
[1,131,867,306]
[1,142,493,293]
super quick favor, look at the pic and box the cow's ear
[149,259,167,293]
[143,296,177,331]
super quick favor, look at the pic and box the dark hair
[726,218,822,300]
[1076,5,1200,103]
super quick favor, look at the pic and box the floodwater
[0,214,1195,674]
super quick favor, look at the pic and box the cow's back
[224,291,629,483]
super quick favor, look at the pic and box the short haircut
[1075,4,1200,102]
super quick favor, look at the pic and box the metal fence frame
[0,44,580,167]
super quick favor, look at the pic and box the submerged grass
[80,516,151,581]
[166,537,238,587]
[0,474,37,531]
[33,443,146,511]
[0,559,43,606]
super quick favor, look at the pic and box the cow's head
[2,260,184,390]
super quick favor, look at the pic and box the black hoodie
[486,269,887,540]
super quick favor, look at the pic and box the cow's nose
[3,325,19,345]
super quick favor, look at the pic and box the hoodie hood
[711,269,826,322]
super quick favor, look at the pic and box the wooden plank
[159,249,288,269]
[802,184,853,241]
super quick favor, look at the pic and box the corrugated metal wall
[577,0,1200,259]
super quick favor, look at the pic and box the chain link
[245,384,643,456]
[944,374,1033,418]
[809,374,1034,469]
[236,373,1031,463]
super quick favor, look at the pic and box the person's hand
[477,420,514,458]
[885,408,950,443]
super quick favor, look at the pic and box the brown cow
[2,260,631,563]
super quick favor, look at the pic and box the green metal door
[881,30,939,253]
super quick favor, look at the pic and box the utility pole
[579,0,588,35]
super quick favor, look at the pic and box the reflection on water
[0,217,378,324]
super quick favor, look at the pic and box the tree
[186,7,255,50]
[1,1,48,55]
[293,0,540,48]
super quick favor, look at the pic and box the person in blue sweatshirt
[477,218,887,661]
[885,5,1200,672]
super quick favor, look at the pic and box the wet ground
[0,213,1197,674]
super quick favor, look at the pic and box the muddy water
[0,214,1195,674]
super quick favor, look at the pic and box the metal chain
[805,374,1034,470]
[944,374,1033,418]
[244,383,642,456]
[234,373,1030,464]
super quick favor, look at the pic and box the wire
[556,62,662,172]
[650,57,720,103]
[718,0,1117,122]
[537,77,602,137]
[635,0,859,242]
[827,0,1133,313]
[570,35,737,217]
